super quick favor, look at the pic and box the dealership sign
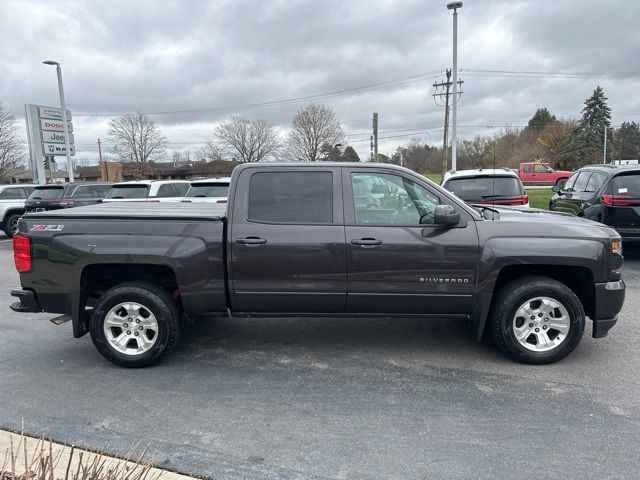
[24,103,76,184]
[41,130,74,144]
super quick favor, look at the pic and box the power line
[73,69,445,118]
[462,68,640,79]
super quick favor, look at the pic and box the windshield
[443,176,524,201]
[186,183,230,198]
[29,187,64,200]
[105,185,150,199]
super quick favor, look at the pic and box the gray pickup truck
[10,163,625,367]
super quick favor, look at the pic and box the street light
[42,60,74,182]
[446,1,462,172]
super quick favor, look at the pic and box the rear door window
[585,172,607,192]
[156,184,181,198]
[105,185,150,199]
[248,171,333,224]
[0,188,22,199]
[571,171,591,192]
[69,185,95,198]
[93,185,112,197]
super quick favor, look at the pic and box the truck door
[343,168,480,315]
[229,167,346,313]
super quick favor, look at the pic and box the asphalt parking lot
[1,232,639,480]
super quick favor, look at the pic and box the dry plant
[1,430,162,480]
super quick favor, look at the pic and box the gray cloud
[1,0,639,163]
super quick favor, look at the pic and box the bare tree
[214,117,280,163]
[195,142,224,163]
[107,112,167,177]
[286,103,343,162]
[0,103,26,181]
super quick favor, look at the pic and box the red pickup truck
[516,162,572,187]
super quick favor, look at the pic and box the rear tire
[89,282,180,368]
[2,213,21,237]
[491,276,585,364]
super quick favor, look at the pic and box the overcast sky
[1,0,640,164]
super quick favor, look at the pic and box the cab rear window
[105,185,150,199]
[29,187,64,200]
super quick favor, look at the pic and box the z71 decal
[30,224,65,232]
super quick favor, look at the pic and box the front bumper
[591,280,625,338]
[10,289,41,313]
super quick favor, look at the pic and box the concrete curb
[0,429,198,480]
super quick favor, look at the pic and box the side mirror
[433,204,460,226]
[551,185,561,193]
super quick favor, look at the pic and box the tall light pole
[447,2,463,172]
[43,60,74,182]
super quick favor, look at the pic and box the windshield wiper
[475,205,500,220]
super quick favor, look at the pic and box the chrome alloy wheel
[103,302,159,356]
[512,296,570,352]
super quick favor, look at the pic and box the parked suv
[103,180,190,203]
[0,184,36,236]
[442,168,529,207]
[549,164,640,242]
[25,183,112,213]
[182,177,231,204]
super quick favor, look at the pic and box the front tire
[555,178,568,189]
[491,276,585,364]
[90,282,180,368]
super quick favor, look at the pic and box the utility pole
[447,2,463,171]
[433,69,463,175]
[603,126,608,164]
[98,138,108,181]
[372,112,379,162]
[370,134,374,162]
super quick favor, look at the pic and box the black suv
[25,182,112,212]
[549,164,640,242]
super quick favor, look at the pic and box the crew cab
[0,184,36,236]
[10,163,625,367]
[516,162,572,187]
[103,180,190,203]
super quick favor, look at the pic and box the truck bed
[24,202,227,220]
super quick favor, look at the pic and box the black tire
[491,276,585,364]
[555,178,568,189]
[90,282,180,368]
[3,213,21,237]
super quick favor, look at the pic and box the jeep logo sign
[41,131,74,144]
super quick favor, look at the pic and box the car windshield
[443,176,524,201]
[29,187,64,200]
[105,185,150,199]
[186,183,230,198]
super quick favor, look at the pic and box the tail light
[601,195,640,206]
[58,200,75,207]
[510,194,528,206]
[13,234,32,273]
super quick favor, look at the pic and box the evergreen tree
[526,108,557,134]
[574,86,611,163]
[340,145,360,162]
[318,142,342,161]
[611,121,640,160]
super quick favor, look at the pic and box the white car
[441,168,529,207]
[0,184,36,236]
[103,180,190,203]
[182,177,231,204]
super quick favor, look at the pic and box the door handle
[351,238,382,247]
[236,237,267,245]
